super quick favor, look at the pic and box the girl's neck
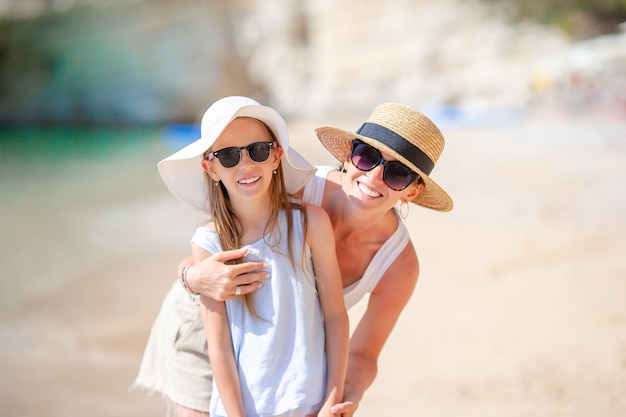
[230,198,274,245]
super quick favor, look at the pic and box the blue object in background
[162,124,201,150]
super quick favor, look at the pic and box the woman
[134,102,453,417]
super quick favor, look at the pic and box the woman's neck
[323,178,399,286]
[325,184,398,242]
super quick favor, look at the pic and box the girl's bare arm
[194,244,246,417]
[305,204,350,416]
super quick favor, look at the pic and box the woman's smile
[357,181,382,198]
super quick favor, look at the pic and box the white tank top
[302,165,411,310]
[192,209,325,416]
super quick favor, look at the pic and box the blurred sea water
[0,125,183,311]
[0,124,208,416]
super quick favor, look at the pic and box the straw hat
[158,96,316,213]
[315,102,453,211]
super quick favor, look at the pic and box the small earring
[273,170,277,175]
[215,181,219,187]
[399,201,409,219]
[340,165,346,185]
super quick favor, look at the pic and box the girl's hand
[330,400,357,416]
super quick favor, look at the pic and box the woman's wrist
[180,264,199,299]
[344,380,362,391]
[344,380,364,403]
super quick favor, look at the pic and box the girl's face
[343,142,423,209]
[201,117,283,201]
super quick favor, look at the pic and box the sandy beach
[1,113,625,417]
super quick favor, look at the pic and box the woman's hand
[327,380,360,417]
[305,382,360,417]
[182,248,269,301]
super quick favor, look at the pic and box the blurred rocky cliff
[0,0,624,124]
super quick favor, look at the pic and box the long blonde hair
[205,120,308,318]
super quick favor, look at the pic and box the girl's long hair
[205,119,307,318]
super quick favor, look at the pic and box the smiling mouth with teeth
[358,182,381,198]
[238,176,261,185]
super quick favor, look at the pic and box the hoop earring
[399,202,409,219]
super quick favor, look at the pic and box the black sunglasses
[207,141,276,168]
[350,139,420,191]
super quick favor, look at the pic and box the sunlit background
[1,1,625,416]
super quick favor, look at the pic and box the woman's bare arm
[330,241,419,417]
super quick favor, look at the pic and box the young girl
[157,96,349,417]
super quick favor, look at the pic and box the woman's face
[201,117,283,201]
[343,141,423,208]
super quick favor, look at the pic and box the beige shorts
[132,280,212,412]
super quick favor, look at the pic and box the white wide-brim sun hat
[158,96,317,213]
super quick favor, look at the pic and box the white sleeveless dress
[192,209,324,417]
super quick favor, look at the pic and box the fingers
[194,248,270,300]
[229,270,269,299]
[330,401,356,416]
[209,247,248,263]
[232,282,261,297]
[230,260,270,277]
[233,268,269,285]
[211,249,268,281]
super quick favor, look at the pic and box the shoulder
[193,221,217,237]
[191,222,220,251]
[373,239,419,298]
[304,203,330,226]
[323,167,342,186]
[304,204,333,247]
[293,165,338,200]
